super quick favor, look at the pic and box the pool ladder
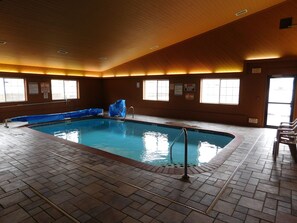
[169,128,189,182]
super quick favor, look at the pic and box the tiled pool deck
[0,115,297,223]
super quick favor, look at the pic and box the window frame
[200,78,240,105]
[51,79,79,100]
[143,79,169,102]
[0,77,26,103]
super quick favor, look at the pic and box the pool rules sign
[40,82,50,99]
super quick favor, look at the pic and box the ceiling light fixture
[147,72,164,76]
[85,74,100,78]
[130,73,145,76]
[46,71,66,76]
[150,45,159,50]
[189,70,212,74]
[0,40,7,45]
[57,49,68,55]
[246,54,281,60]
[235,9,248,17]
[115,74,129,77]
[166,71,187,75]
[102,74,115,78]
[98,57,108,61]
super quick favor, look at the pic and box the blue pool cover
[10,108,104,124]
[109,99,126,117]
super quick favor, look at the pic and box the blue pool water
[31,118,234,166]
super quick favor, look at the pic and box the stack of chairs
[273,119,297,162]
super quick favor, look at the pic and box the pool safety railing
[121,106,135,121]
[169,129,184,162]
[4,118,9,128]
[127,106,135,118]
[169,127,190,182]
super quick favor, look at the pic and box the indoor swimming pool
[31,118,234,166]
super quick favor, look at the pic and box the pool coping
[21,116,244,175]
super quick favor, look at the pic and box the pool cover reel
[10,108,103,124]
[109,99,126,117]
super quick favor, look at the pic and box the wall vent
[251,68,262,74]
[279,17,293,29]
[248,118,258,124]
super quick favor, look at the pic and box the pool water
[31,118,234,166]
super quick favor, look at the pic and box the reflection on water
[51,128,223,165]
[198,141,222,163]
[142,131,169,162]
[32,118,233,166]
[54,130,79,143]
[141,131,222,165]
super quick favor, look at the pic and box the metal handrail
[123,106,134,121]
[169,127,189,182]
[4,119,9,128]
[182,128,189,182]
[169,129,184,162]
[127,106,134,118]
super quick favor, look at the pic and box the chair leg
[288,144,297,163]
[273,138,279,161]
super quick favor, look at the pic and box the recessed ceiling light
[98,57,108,61]
[150,45,159,50]
[235,9,248,17]
[57,49,68,55]
[0,40,7,45]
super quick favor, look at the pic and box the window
[200,79,240,105]
[51,80,78,100]
[143,80,169,101]
[0,78,26,102]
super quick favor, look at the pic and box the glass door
[266,77,295,127]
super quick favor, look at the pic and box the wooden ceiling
[0,0,292,77]
[103,0,297,77]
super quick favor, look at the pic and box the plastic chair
[279,118,297,128]
[273,125,297,162]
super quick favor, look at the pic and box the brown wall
[103,74,252,126]
[97,1,297,127]
[245,59,297,125]
[103,59,297,127]
[0,59,296,127]
[0,73,103,122]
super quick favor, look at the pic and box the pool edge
[22,117,243,175]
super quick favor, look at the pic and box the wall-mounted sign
[184,83,196,92]
[28,82,39,94]
[40,82,50,93]
[251,67,262,74]
[40,82,50,99]
[185,93,195,100]
[174,83,183,96]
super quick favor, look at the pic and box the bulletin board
[28,82,39,95]
[174,83,183,96]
